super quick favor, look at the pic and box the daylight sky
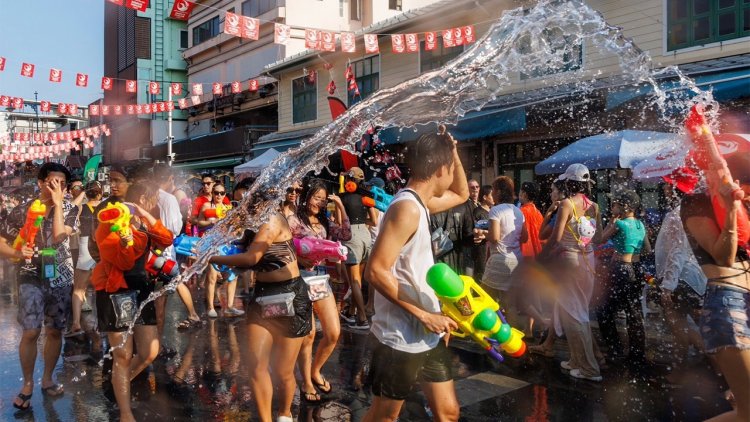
[1,0,105,106]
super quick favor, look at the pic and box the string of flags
[0,124,110,163]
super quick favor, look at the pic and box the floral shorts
[700,284,750,353]
[17,282,72,331]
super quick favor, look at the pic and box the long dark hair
[297,178,330,236]
[565,180,591,197]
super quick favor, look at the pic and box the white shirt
[371,189,442,353]
[655,206,707,294]
[157,189,182,261]
[487,203,525,259]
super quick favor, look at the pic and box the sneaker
[348,320,370,330]
[569,368,602,382]
[207,309,218,318]
[224,308,245,317]
[339,311,356,324]
[560,360,573,370]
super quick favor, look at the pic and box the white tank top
[371,189,442,353]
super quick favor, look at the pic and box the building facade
[102,0,188,165]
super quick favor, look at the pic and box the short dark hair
[38,163,71,184]
[492,176,515,204]
[235,177,256,194]
[201,173,214,181]
[405,131,454,181]
[125,181,157,203]
[152,163,172,180]
[479,185,493,200]
[521,181,539,202]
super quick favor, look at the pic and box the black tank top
[342,192,368,224]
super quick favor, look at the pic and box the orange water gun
[685,105,749,247]
[12,200,46,262]
[97,202,133,246]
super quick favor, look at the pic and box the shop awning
[251,126,321,156]
[606,68,750,111]
[172,156,243,171]
[379,107,527,144]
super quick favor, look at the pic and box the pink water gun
[293,237,348,263]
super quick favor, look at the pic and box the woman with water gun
[287,178,351,404]
[92,182,173,422]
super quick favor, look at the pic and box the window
[348,56,380,106]
[117,7,136,71]
[292,76,317,124]
[667,0,750,50]
[351,0,361,20]
[135,17,151,59]
[389,0,402,11]
[180,30,188,49]
[192,16,220,46]
[242,0,278,17]
[419,38,463,73]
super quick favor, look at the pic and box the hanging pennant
[249,80,259,91]
[20,62,35,78]
[169,0,195,20]
[192,83,203,95]
[453,27,464,45]
[463,25,476,43]
[341,32,356,53]
[178,98,188,109]
[125,0,149,12]
[90,104,100,115]
[101,77,113,91]
[223,12,242,37]
[69,104,78,114]
[126,80,137,93]
[103,105,112,115]
[442,29,455,48]
[76,73,89,87]
[149,81,160,94]
[424,31,438,51]
[166,101,174,111]
[364,34,379,53]
[231,81,241,94]
[126,104,135,114]
[405,34,419,53]
[114,105,123,115]
[0,96,9,107]
[58,103,69,115]
[274,23,290,45]
[144,103,152,114]
[391,34,406,53]
[212,82,222,95]
[305,29,321,50]
[158,102,166,112]
[40,101,51,112]
[327,80,336,95]
[321,31,336,52]
[136,104,144,114]
[0,57,5,71]
[170,82,182,95]
[242,16,260,40]
[191,95,201,105]
[49,68,62,83]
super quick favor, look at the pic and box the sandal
[300,388,321,404]
[41,383,64,397]
[312,376,332,394]
[176,318,202,330]
[13,392,32,411]
[528,345,554,358]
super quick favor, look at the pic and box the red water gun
[685,104,749,247]
[11,199,46,262]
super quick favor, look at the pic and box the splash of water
[114,0,717,348]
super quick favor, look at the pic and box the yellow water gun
[97,202,133,246]
[426,263,526,362]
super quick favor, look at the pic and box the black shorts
[368,339,454,400]
[248,277,312,338]
[96,287,157,333]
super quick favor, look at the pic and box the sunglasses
[212,191,226,195]
[287,187,303,194]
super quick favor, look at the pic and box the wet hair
[125,181,157,204]
[492,176,515,204]
[565,179,591,197]
[297,178,330,236]
[405,131,455,181]
[479,185,493,201]
[37,162,71,184]
[521,181,539,202]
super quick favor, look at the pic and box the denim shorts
[700,284,750,353]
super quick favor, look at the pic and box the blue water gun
[360,186,393,212]
[174,234,200,257]
[211,244,244,282]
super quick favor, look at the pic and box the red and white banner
[424,31,438,51]
[321,31,336,52]
[463,26,476,43]
[224,12,241,37]
[102,105,111,115]
[0,96,9,107]
[364,34,379,53]
[40,101,51,112]
[169,0,195,20]
[274,23,290,45]
[191,95,201,106]
[171,82,182,95]
[212,82,222,95]
[90,104,100,115]
[126,0,148,12]
[12,97,23,109]
[69,104,78,115]
[305,29,321,50]
[149,81,160,94]
[102,77,113,90]
[49,68,62,83]
[391,34,406,53]
[126,80,137,93]
[58,103,68,115]
[20,62,35,78]
[442,29,455,47]
[405,33,419,53]
[192,83,203,95]
[341,32,356,53]
[114,105,123,115]
[249,79,259,91]
[231,81,241,94]
[76,73,89,87]
[241,16,260,40]
[0,57,5,71]
[136,104,144,114]
[178,98,189,109]
[126,105,135,114]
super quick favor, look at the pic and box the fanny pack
[255,292,296,319]
[110,290,139,328]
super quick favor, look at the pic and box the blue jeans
[700,284,750,353]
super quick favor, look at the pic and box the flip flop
[176,318,202,330]
[313,376,332,394]
[13,392,32,411]
[41,383,64,397]
[300,388,321,404]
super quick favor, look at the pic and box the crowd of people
[0,127,748,422]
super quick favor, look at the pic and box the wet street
[0,275,734,421]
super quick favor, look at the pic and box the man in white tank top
[363,128,469,422]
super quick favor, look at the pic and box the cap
[612,190,640,209]
[365,177,385,188]
[557,163,595,184]
[347,167,365,180]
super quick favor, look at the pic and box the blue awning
[379,107,526,144]
[606,68,750,110]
